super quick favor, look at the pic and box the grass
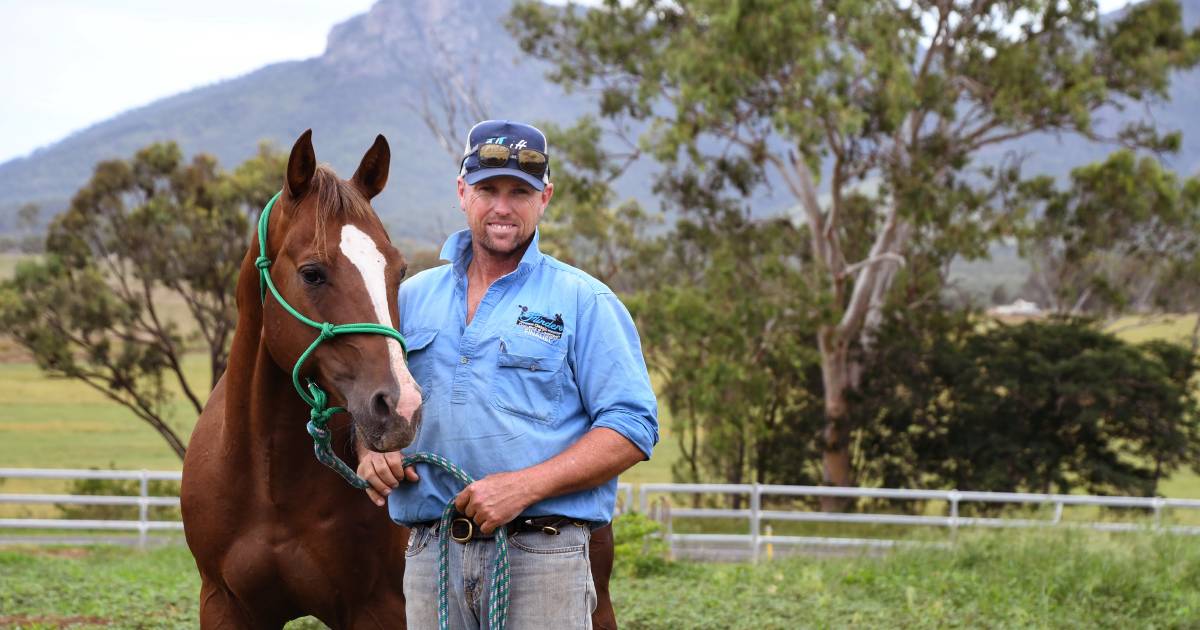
[3,528,1199,628]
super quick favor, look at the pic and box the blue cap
[459,120,550,191]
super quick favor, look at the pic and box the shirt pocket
[401,328,439,398]
[490,333,569,425]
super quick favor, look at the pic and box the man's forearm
[454,427,645,532]
[522,427,645,503]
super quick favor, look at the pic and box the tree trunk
[818,326,853,511]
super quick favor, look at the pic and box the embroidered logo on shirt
[516,305,564,341]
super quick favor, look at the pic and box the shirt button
[460,356,469,364]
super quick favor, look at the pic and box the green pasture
[4,529,1200,629]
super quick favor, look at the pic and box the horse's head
[260,129,421,452]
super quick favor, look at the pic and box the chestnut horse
[181,130,618,629]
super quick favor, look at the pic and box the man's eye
[299,266,327,286]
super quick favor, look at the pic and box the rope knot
[254,256,272,270]
[318,322,336,340]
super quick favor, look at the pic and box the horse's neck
[221,271,336,502]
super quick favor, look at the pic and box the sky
[0,0,375,164]
[0,0,1139,165]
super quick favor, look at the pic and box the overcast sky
[0,0,1138,165]
[0,0,374,163]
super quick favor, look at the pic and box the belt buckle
[450,517,474,543]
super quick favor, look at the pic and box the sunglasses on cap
[465,143,549,179]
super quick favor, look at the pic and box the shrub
[57,465,180,521]
[612,512,671,577]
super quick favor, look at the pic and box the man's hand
[453,471,540,534]
[356,448,419,507]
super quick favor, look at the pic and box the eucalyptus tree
[0,142,285,459]
[1017,150,1200,321]
[510,0,1200,495]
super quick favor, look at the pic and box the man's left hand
[453,471,540,534]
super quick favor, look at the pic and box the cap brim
[464,168,545,191]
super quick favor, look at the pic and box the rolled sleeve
[573,291,659,459]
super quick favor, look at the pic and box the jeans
[403,522,597,629]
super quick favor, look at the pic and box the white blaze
[339,225,410,396]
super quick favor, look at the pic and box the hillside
[0,0,645,244]
[1,0,1197,247]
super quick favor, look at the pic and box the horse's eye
[299,266,326,286]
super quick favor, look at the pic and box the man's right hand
[356,448,420,507]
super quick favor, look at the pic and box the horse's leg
[589,523,617,630]
[343,592,406,630]
[198,579,263,630]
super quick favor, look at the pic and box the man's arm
[454,427,643,533]
[357,443,418,506]
[354,426,641,519]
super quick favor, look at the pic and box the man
[356,120,659,629]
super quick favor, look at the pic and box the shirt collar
[440,228,545,278]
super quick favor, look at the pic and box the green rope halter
[256,191,511,628]
[256,190,409,489]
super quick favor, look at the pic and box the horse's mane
[309,164,374,257]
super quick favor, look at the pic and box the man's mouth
[487,223,518,234]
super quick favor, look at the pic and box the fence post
[137,470,149,550]
[750,484,761,564]
[1153,498,1166,532]
[639,484,649,515]
[659,497,675,562]
[1052,501,1064,525]
[948,490,960,543]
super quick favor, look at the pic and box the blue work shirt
[387,228,659,526]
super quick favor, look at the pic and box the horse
[181,130,619,629]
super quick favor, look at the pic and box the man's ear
[287,129,316,200]
[352,135,390,200]
[538,182,554,219]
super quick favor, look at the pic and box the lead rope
[403,452,511,630]
[255,191,510,629]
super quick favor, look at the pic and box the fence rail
[636,482,1200,561]
[0,467,183,548]
[5,468,1200,559]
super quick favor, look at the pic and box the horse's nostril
[372,390,392,418]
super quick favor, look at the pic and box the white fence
[5,468,1200,559]
[636,483,1200,561]
[0,468,184,548]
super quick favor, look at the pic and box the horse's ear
[287,129,316,200]
[352,134,390,200]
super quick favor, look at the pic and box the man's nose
[491,193,515,214]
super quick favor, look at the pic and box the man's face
[458,175,554,258]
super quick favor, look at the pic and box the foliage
[510,0,1200,491]
[1016,150,1200,317]
[611,512,670,577]
[0,142,285,460]
[535,117,656,290]
[853,316,1200,497]
[56,466,181,522]
[627,208,826,489]
[0,203,44,253]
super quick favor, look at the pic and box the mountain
[1,0,1198,246]
[0,0,629,244]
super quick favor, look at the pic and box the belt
[413,513,586,544]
